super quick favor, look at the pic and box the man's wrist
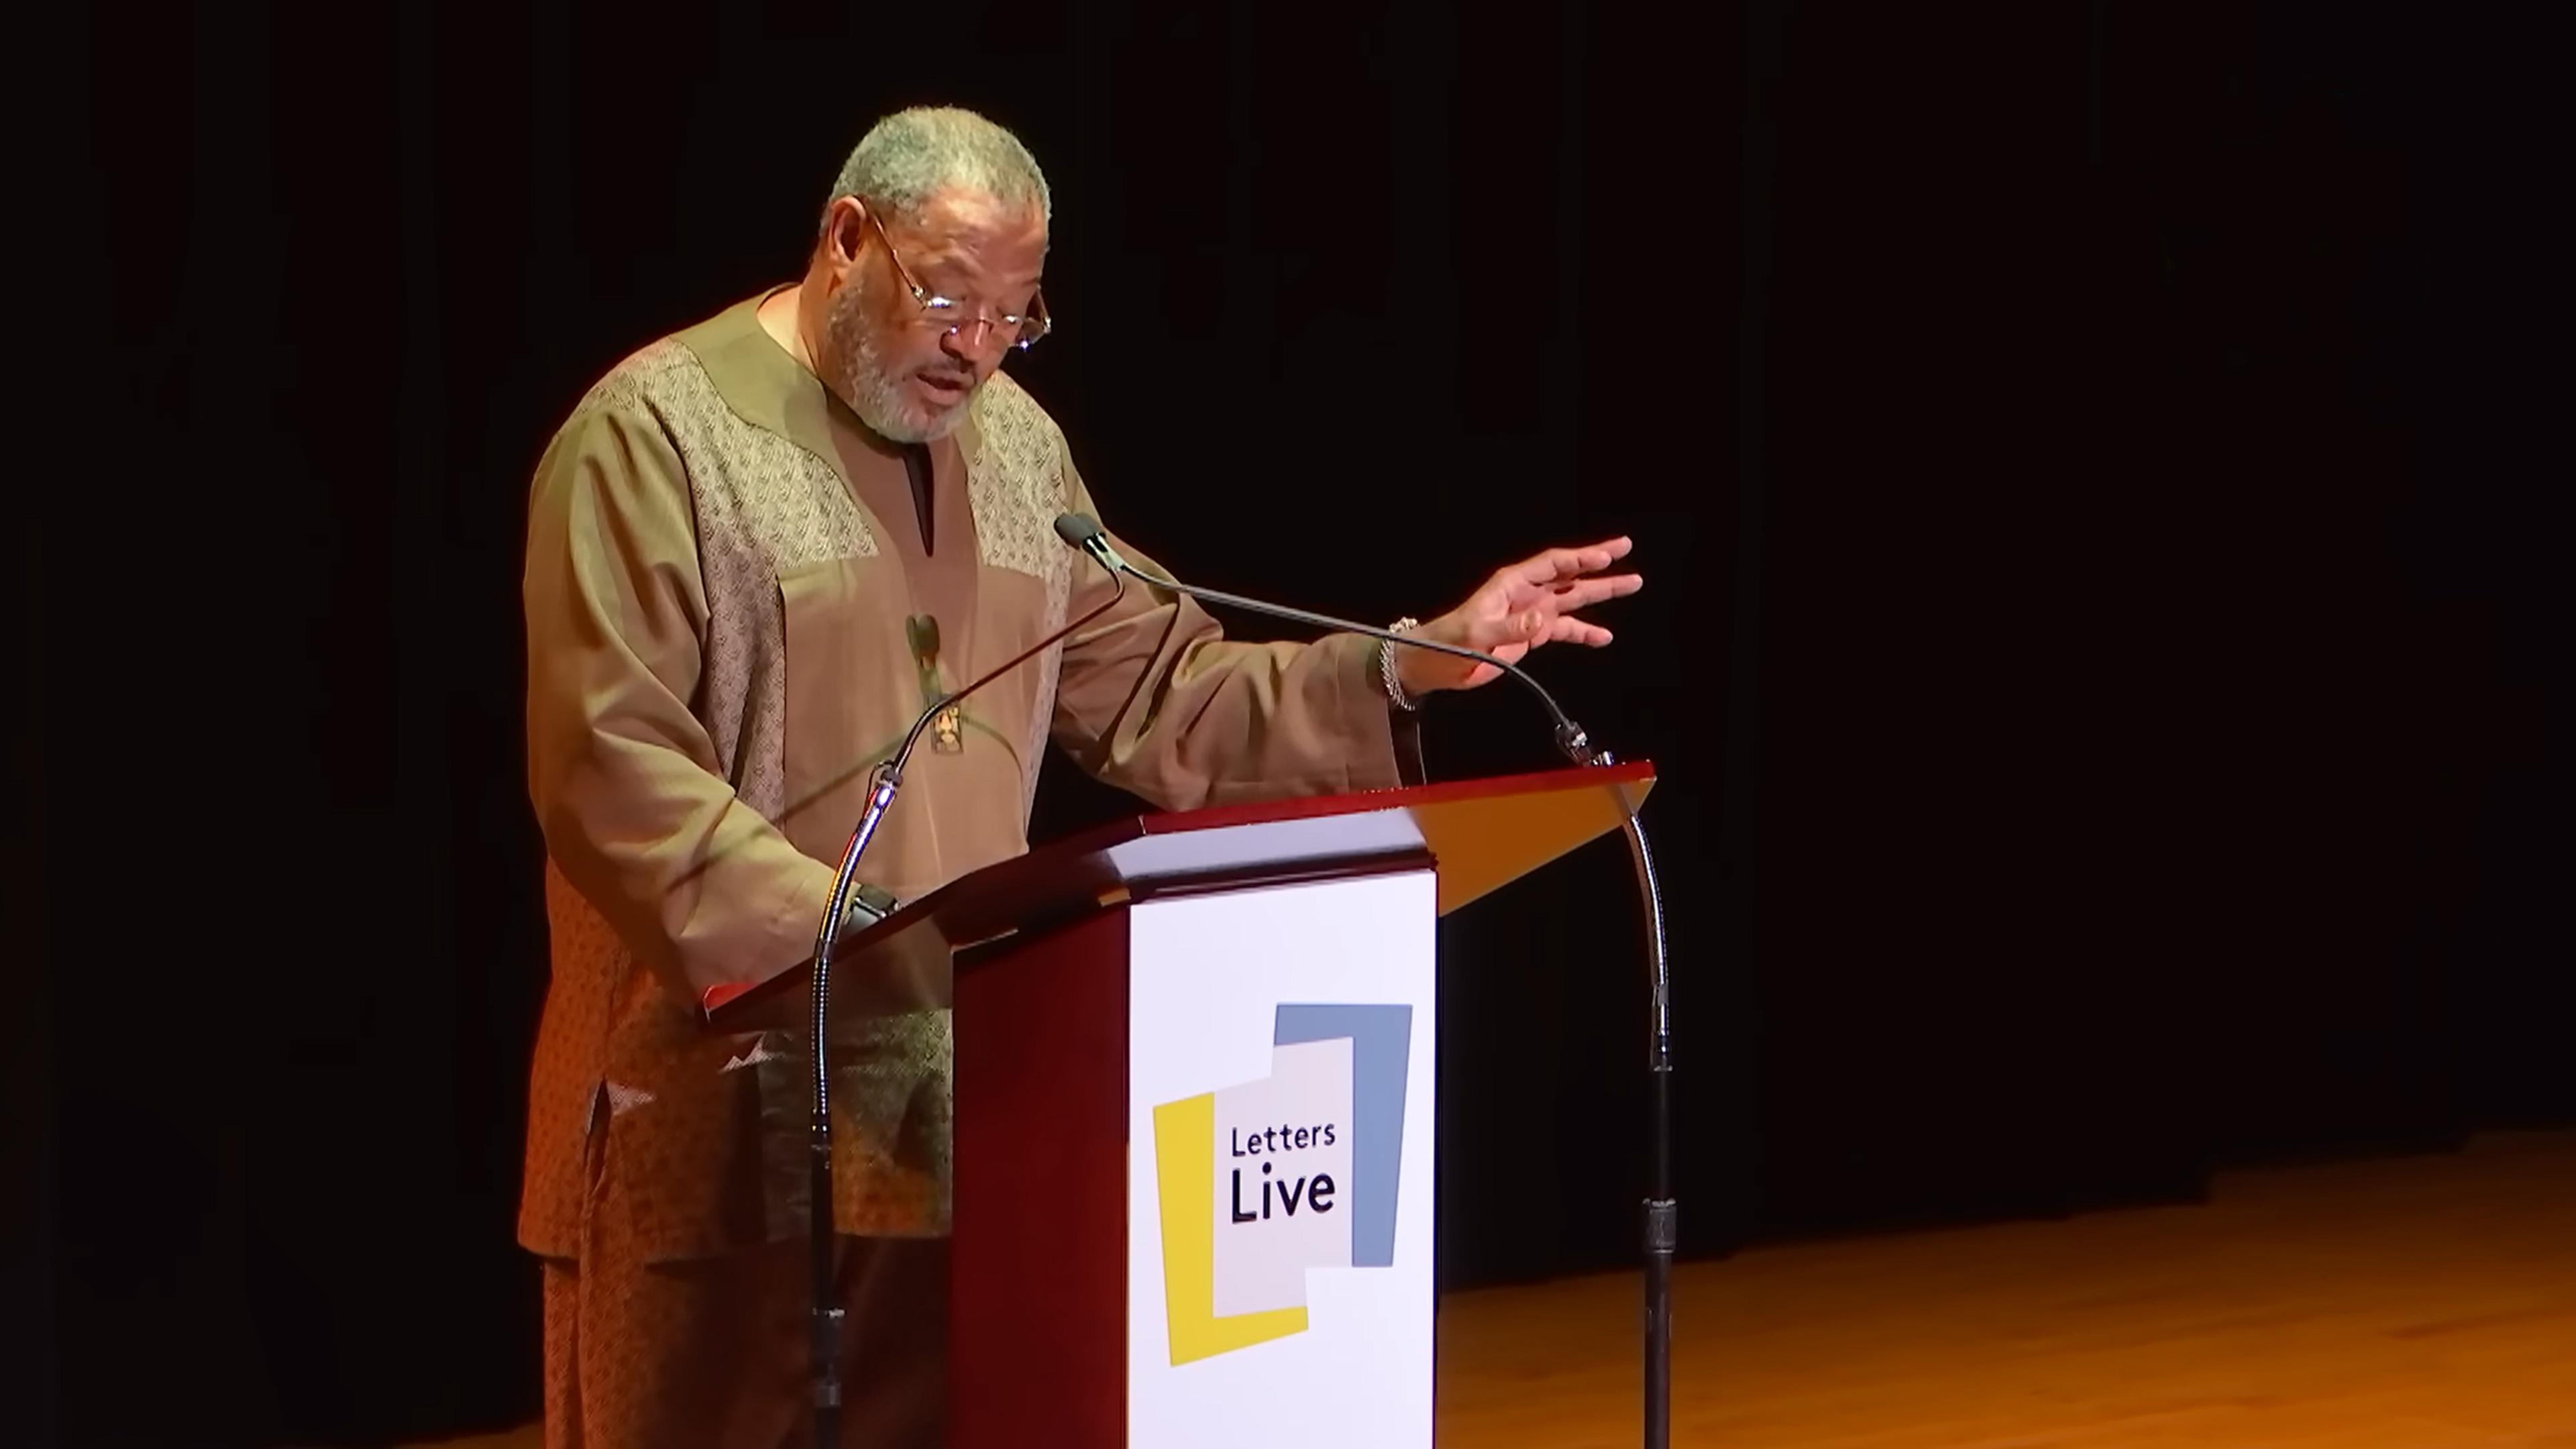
[1378,618,1423,712]
[1389,614,1469,701]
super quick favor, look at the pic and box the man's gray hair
[828,106,1053,227]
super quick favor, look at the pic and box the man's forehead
[888,187,1047,272]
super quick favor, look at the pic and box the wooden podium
[704,761,1654,1449]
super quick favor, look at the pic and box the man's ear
[820,196,868,270]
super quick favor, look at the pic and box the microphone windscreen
[1053,512,1106,548]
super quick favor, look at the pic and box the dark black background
[42,2,2567,1444]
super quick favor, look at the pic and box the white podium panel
[1126,869,1438,1449]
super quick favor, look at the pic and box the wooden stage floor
[414,1130,2575,1448]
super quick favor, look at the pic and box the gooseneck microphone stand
[804,532,1124,1448]
[1053,515,1676,1449]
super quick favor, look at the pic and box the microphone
[1051,511,1608,767]
[1053,509,1678,1449]
[803,525,1126,1449]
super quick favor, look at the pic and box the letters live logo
[1149,1004,1413,1364]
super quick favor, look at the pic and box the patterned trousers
[541,1127,947,1448]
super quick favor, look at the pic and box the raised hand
[1395,537,1642,696]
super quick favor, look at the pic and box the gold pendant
[931,703,964,754]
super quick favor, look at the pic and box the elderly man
[517,105,1639,1446]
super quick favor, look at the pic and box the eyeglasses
[859,203,1053,353]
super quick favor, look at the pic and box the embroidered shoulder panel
[966,374,1075,817]
[573,339,880,813]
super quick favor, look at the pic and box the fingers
[1458,538,1640,657]
[1527,614,1611,649]
[1493,571,1642,618]
[1505,536,1634,587]
[1471,604,1617,653]
[1544,573,1644,608]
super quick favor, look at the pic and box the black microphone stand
[1061,519,1676,1449]
[804,541,1124,1448]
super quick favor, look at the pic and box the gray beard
[822,285,969,444]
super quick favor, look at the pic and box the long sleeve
[522,403,838,998]
[1049,455,1426,810]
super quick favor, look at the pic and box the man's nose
[941,319,1011,366]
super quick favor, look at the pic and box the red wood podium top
[700,760,1654,1033]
